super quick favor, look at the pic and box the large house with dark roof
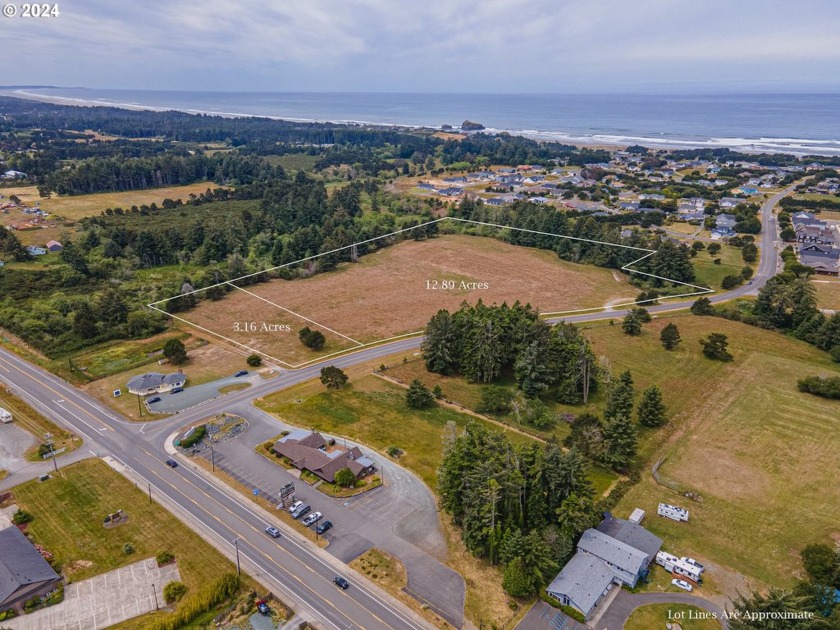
[0,526,62,611]
[126,371,186,395]
[546,513,662,620]
[273,430,375,484]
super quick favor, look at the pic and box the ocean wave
[8,89,840,156]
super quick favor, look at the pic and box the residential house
[46,240,63,252]
[737,186,758,195]
[639,193,665,201]
[126,372,187,395]
[711,227,736,240]
[796,223,836,246]
[417,182,436,191]
[719,197,744,209]
[546,514,662,620]
[715,214,737,229]
[436,187,463,197]
[273,430,375,484]
[1,170,27,179]
[798,244,840,276]
[0,525,62,612]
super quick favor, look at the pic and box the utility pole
[148,482,152,504]
[151,583,158,610]
[233,539,241,576]
[210,445,215,472]
[44,433,58,473]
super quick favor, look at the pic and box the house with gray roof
[577,528,649,587]
[546,552,615,620]
[126,371,186,395]
[596,513,662,566]
[0,526,62,611]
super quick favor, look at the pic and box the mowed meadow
[586,314,840,589]
[181,234,634,365]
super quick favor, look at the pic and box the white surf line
[225,284,364,346]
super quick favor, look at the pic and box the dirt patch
[63,559,94,576]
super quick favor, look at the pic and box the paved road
[0,185,793,629]
[0,349,433,630]
[595,590,729,630]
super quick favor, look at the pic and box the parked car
[287,500,304,514]
[234,370,248,377]
[257,601,270,615]
[165,459,178,468]
[170,387,184,394]
[302,511,322,527]
[265,526,281,538]
[291,504,311,519]
[315,520,333,535]
[333,576,350,590]
[672,578,693,592]
[148,396,161,404]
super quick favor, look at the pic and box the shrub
[123,543,134,555]
[405,379,435,409]
[156,551,175,566]
[144,573,239,630]
[12,509,33,524]
[797,375,840,399]
[386,445,403,458]
[163,581,187,603]
[334,467,357,488]
[179,424,207,449]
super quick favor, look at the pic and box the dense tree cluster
[439,422,599,596]
[422,303,597,403]
[797,376,840,400]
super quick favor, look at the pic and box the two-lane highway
[0,183,796,629]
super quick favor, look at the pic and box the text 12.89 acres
[425,280,489,290]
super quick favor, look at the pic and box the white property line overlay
[147,216,714,369]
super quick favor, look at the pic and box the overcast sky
[2,0,839,93]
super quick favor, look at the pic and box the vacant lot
[183,234,633,365]
[812,279,840,310]
[692,244,748,290]
[598,315,840,590]
[12,458,247,629]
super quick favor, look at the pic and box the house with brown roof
[273,430,375,484]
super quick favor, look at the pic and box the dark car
[148,396,161,404]
[234,370,248,377]
[165,459,178,468]
[315,520,333,535]
[170,387,184,394]
[257,601,270,615]
[265,526,281,538]
[333,576,349,590]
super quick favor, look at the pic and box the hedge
[179,425,207,449]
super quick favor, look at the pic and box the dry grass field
[812,279,840,310]
[0,183,222,245]
[181,234,633,365]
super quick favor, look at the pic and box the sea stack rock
[461,120,485,131]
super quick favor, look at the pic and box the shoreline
[3,89,840,157]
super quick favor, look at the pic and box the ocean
[6,88,840,156]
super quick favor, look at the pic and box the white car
[672,578,693,592]
[302,511,323,527]
[287,500,303,514]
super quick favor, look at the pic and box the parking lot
[147,374,258,414]
[6,557,181,630]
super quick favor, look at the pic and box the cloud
[1,0,838,91]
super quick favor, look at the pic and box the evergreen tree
[604,370,634,423]
[163,338,187,364]
[319,365,348,389]
[690,297,714,315]
[73,302,98,339]
[96,287,128,326]
[514,340,551,397]
[299,326,326,350]
[406,379,435,409]
[622,310,643,335]
[502,556,533,597]
[660,322,681,350]
[699,333,733,361]
[421,309,457,374]
[637,386,667,427]
[602,413,637,472]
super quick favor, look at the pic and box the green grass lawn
[264,154,320,172]
[12,459,251,629]
[692,244,748,289]
[595,314,840,588]
[625,603,722,630]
